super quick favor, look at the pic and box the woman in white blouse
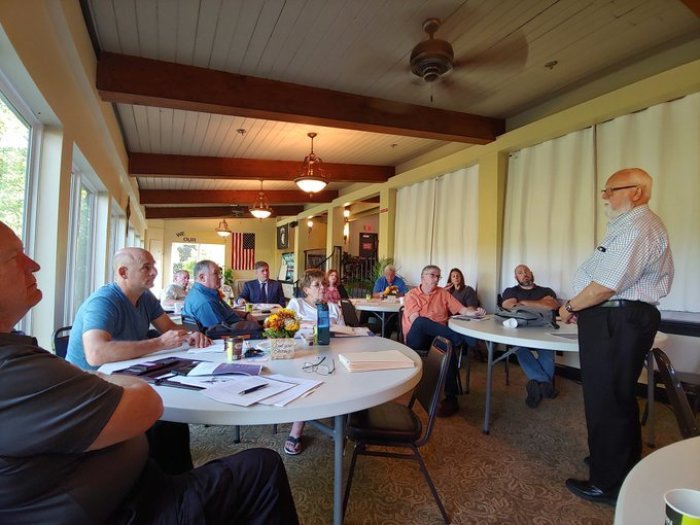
[284,269,344,455]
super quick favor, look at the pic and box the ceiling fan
[410,18,454,83]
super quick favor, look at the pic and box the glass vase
[270,337,296,359]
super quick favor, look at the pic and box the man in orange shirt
[403,265,485,417]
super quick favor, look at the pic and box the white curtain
[394,178,436,286]
[432,166,480,289]
[596,93,700,312]
[394,166,480,288]
[501,127,596,300]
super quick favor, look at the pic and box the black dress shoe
[525,380,542,408]
[565,478,618,506]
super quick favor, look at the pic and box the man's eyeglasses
[423,272,441,280]
[601,185,638,197]
[302,355,335,375]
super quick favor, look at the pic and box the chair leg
[504,350,510,386]
[342,442,362,518]
[464,347,471,395]
[456,345,464,395]
[413,445,450,524]
[233,425,241,443]
[272,424,278,434]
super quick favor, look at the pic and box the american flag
[232,232,255,270]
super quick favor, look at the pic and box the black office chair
[343,336,452,523]
[652,348,700,439]
[52,325,71,358]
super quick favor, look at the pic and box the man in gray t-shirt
[0,220,299,524]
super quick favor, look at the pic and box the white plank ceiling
[82,0,700,215]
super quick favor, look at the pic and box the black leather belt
[598,299,645,308]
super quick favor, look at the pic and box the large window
[171,242,225,277]
[0,89,35,242]
[66,169,100,320]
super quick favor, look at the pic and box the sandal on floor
[284,435,303,456]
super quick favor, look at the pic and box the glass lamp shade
[295,176,327,193]
[250,206,272,219]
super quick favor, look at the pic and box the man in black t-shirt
[502,264,561,408]
[0,221,298,525]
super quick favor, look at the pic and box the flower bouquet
[263,308,300,359]
[382,285,399,298]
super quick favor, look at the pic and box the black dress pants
[114,448,299,525]
[146,421,193,475]
[577,302,659,492]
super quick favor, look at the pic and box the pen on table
[240,384,268,395]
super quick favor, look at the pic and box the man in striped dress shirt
[559,168,674,504]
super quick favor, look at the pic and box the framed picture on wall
[277,224,289,249]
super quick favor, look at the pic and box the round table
[614,436,700,524]
[351,298,402,337]
[448,316,667,438]
[101,336,422,525]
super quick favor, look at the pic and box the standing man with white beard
[559,168,674,504]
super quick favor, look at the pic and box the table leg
[333,414,346,525]
[646,350,656,448]
[484,341,494,434]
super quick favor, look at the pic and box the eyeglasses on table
[302,355,335,375]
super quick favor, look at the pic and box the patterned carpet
[189,359,685,525]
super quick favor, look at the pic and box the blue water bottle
[316,302,330,345]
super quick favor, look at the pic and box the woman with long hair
[444,268,479,307]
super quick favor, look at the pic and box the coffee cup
[665,489,700,525]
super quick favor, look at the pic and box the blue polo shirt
[66,283,164,371]
[373,275,408,294]
[183,283,243,327]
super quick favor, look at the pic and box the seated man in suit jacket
[237,261,286,306]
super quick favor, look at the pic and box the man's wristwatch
[564,300,576,313]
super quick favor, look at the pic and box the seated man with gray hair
[184,260,260,334]
[372,264,408,298]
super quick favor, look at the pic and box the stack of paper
[338,350,415,372]
[330,325,373,337]
[187,362,263,376]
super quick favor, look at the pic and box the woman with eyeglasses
[284,269,345,455]
[444,268,479,308]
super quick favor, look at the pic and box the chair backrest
[180,314,205,333]
[653,347,700,439]
[497,293,503,308]
[412,336,452,447]
[338,284,350,299]
[52,326,72,358]
[340,299,360,327]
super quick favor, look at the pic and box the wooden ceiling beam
[679,0,700,17]
[98,52,504,144]
[140,189,338,205]
[145,206,304,219]
[129,153,393,182]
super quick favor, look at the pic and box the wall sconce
[307,219,313,233]
[343,208,350,243]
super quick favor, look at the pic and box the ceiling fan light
[215,219,232,237]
